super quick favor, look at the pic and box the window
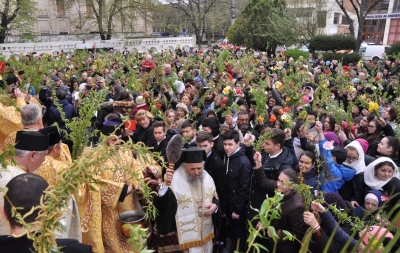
[393,0,400,12]
[86,0,92,14]
[317,11,327,28]
[333,13,340,24]
[341,16,350,25]
[296,8,313,18]
[56,0,65,16]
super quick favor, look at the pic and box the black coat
[0,235,92,253]
[268,191,308,253]
[212,136,225,160]
[131,120,157,147]
[340,173,365,206]
[205,150,229,214]
[247,147,294,221]
[224,145,252,214]
[153,137,170,170]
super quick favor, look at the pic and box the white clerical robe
[170,167,217,253]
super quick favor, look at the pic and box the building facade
[286,0,399,46]
[364,0,400,45]
[6,0,152,42]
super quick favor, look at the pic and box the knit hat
[359,226,393,253]
[135,95,146,105]
[331,145,347,164]
[356,138,369,154]
[202,117,220,137]
[323,192,347,210]
[324,131,340,146]
[365,190,387,207]
[176,103,188,114]
[146,55,152,61]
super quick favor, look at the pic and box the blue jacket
[49,99,77,127]
[224,145,252,214]
[319,139,356,193]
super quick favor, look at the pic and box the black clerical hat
[38,126,61,147]
[15,131,49,151]
[181,147,207,163]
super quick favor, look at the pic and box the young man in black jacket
[196,131,228,251]
[248,128,294,220]
[222,129,252,253]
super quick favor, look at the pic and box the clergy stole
[171,167,215,252]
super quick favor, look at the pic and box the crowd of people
[1,45,400,253]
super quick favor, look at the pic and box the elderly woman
[131,109,157,147]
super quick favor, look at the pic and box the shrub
[322,53,362,65]
[309,35,357,52]
[283,49,309,61]
[386,41,400,60]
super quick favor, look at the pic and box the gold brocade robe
[55,143,73,163]
[36,155,69,189]
[0,97,25,152]
[35,156,82,241]
[0,96,43,153]
[75,148,162,253]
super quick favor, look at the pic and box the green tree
[284,0,330,47]
[227,0,296,54]
[334,0,383,51]
[0,0,37,43]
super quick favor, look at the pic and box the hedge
[321,53,362,65]
[386,41,400,60]
[283,49,309,61]
[309,35,357,52]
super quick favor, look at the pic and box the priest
[150,147,220,253]
[35,126,81,241]
[0,131,49,235]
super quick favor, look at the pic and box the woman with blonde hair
[131,109,157,147]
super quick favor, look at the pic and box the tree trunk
[100,33,106,40]
[196,30,202,49]
[0,29,6,43]
[0,16,7,43]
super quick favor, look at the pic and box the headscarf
[364,157,400,190]
[356,138,369,154]
[344,140,366,174]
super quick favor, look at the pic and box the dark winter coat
[268,191,308,253]
[224,145,252,214]
[205,150,229,215]
[247,147,294,222]
[131,120,157,147]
